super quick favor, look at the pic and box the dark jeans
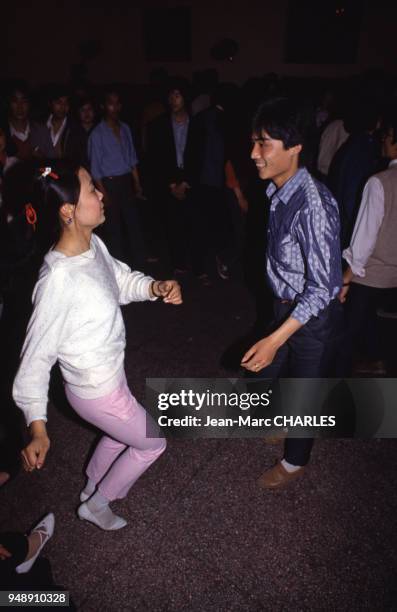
[101,174,146,268]
[255,298,343,466]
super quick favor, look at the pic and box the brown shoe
[258,461,305,489]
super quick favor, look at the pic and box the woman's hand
[22,421,50,472]
[151,280,182,304]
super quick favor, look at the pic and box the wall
[2,0,396,85]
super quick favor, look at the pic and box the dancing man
[241,98,342,488]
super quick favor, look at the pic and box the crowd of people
[0,67,396,583]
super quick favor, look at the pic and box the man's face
[104,94,121,120]
[168,89,185,114]
[79,103,94,126]
[9,91,30,122]
[251,130,301,186]
[51,96,69,120]
[382,128,397,160]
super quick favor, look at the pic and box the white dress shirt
[46,115,67,147]
[343,159,397,277]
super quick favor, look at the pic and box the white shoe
[15,513,55,574]
[77,502,127,531]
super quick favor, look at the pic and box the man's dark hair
[165,77,191,107]
[252,97,306,149]
[102,85,122,105]
[6,80,30,102]
[48,84,70,103]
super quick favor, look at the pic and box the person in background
[77,97,96,135]
[6,83,44,161]
[338,111,397,375]
[328,100,382,248]
[146,79,207,281]
[88,87,146,267]
[36,86,88,167]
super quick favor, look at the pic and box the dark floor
[1,272,396,611]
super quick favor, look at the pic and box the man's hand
[152,280,182,304]
[170,182,190,201]
[0,544,12,560]
[241,336,279,372]
[22,421,50,472]
[338,284,350,303]
[338,266,354,303]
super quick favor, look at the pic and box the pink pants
[65,374,166,501]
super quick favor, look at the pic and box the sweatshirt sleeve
[12,267,72,425]
[110,256,157,305]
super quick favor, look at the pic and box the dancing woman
[13,161,182,530]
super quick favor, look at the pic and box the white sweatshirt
[13,234,156,425]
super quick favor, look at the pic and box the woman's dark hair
[30,159,81,252]
[252,97,306,149]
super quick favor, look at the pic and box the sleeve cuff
[342,249,366,278]
[290,303,311,325]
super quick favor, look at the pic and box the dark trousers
[197,185,235,263]
[256,298,343,466]
[336,283,397,375]
[165,190,207,275]
[101,175,146,268]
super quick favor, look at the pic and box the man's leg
[259,301,339,488]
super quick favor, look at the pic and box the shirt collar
[9,121,30,141]
[389,159,397,168]
[266,167,308,204]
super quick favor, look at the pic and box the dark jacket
[33,118,88,168]
[145,113,199,193]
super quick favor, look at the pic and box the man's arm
[241,317,303,371]
[342,176,385,277]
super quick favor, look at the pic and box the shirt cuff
[342,248,366,278]
[27,415,48,426]
[290,302,311,325]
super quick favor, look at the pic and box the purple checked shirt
[266,167,342,325]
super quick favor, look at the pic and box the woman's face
[74,168,105,229]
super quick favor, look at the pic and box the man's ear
[289,143,302,158]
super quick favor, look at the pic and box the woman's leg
[65,377,166,501]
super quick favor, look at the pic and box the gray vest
[353,164,397,288]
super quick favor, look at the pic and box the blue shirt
[172,117,189,169]
[266,167,342,325]
[88,120,139,180]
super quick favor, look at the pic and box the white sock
[281,458,302,473]
[82,491,127,530]
[89,490,110,509]
[81,478,96,498]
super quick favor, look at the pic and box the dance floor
[1,273,396,610]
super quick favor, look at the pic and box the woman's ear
[59,203,74,224]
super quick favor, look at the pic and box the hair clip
[25,203,37,231]
[39,166,59,180]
